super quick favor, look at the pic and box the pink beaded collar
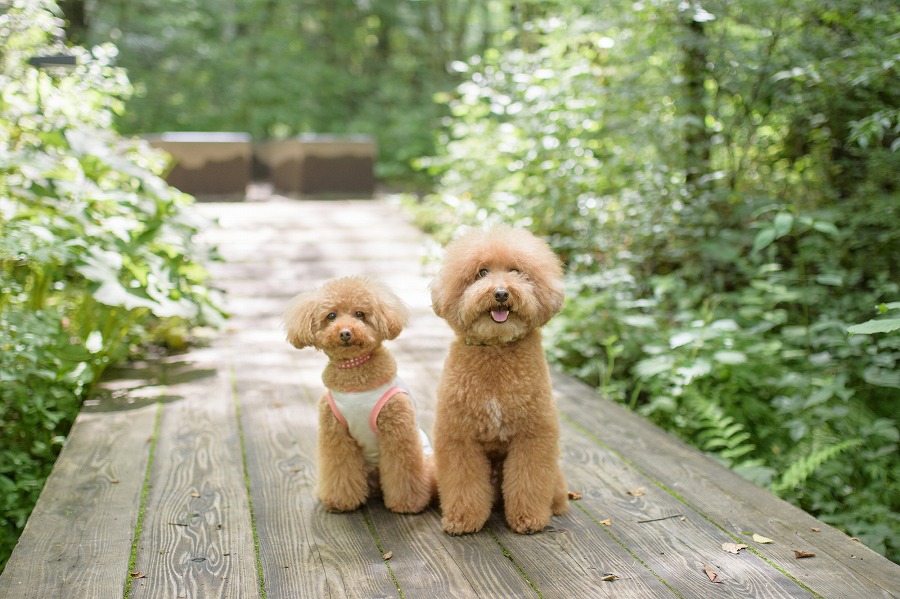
[333,353,373,369]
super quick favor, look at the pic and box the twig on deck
[637,514,684,524]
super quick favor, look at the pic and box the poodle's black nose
[494,288,509,303]
[339,329,353,343]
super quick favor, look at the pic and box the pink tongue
[491,308,509,323]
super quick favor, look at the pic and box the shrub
[0,0,222,570]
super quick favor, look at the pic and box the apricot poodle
[430,226,569,534]
[284,276,434,514]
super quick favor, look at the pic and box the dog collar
[333,353,373,369]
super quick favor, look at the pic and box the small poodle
[430,226,569,534]
[284,276,434,514]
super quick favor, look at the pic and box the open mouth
[489,305,511,323]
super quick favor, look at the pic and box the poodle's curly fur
[430,227,569,535]
[284,276,434,514]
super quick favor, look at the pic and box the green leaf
[773,213,794,239]
[634,355,675,379]
[713,350,748,365]
[847,318,900,335]
[815,274,843,287]
[752,228,776,254]
[812,221,840,236]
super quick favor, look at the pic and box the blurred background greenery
[2,0,898,569]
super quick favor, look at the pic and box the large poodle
[284,276,434,514]
[430,226,569,534]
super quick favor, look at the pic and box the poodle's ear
[429,276,445,319]
[546,279,565,320]
[283,291,320,349]
[369,283,409,340]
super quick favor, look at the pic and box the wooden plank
[0,404,156,599]
[368,501,539,598]
[551,372,900,598]
[558,419,815,599]
[486,507,674,599]
[233,350,400,599]
[129,363,260,599]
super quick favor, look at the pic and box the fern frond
[687,392,756,466]
[771,438,863,495]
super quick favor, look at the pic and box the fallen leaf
[599,574,619,582]
[703,564,723,584]
[752,533,774,544]
[722,543,749,554]
[568,491,582,500]
[850,537,861,543]
[110,479,120,484]
[190,492,201,498]
[627,487,646,496]
[382,551,393,561]
[130,571,147,579]
[809,527,820,532]
[793,550,816,559]
[599,518,613,526]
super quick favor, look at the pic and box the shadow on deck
[1,196,897,598]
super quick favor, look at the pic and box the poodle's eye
[477,268,489,279]
[355,311,365,319]
[326,313,337,321]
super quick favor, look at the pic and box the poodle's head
[430,226,564,344]
[284,276,409,359]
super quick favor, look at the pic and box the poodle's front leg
[316,395,368,512]
[435,435,493,534]
[502,434,561,533]
[376,393,434,514]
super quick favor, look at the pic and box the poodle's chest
[474,398,514,443]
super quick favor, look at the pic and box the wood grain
[0,404,156,599]
[129,367,260,599]
[552,372,900,598]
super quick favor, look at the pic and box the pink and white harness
[327,377,433,467]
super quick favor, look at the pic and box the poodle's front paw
[506,512,550,535]
[441,513,487,535]
[320,493,366,513]
[385,490,431,514]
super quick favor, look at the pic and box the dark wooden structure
[255,135,377,196]
[1,198,897,598]
[146,132,253,197]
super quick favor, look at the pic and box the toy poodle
[430,226,569,534]
[284,276,434,514]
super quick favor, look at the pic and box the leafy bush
[0,0,222,570]
[414,1,900,561]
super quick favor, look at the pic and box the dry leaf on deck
[810,527,821,532]
[568,491,582,500]
[793,550,816,559]
[752,533,774,544]
[190,492,200,498]
[599,574,619,582]
[382,551,393,561]
[703,564,723,584]
[599,518,613,526]
[627,487,646,496]
[722,542,749,554]
[130,571,147,579]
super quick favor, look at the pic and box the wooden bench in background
[1,198,897,598]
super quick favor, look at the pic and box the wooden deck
[1,196,897,599]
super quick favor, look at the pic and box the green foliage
[74,0,512,185]
[414,0,900,562]
[0,0,222,570]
